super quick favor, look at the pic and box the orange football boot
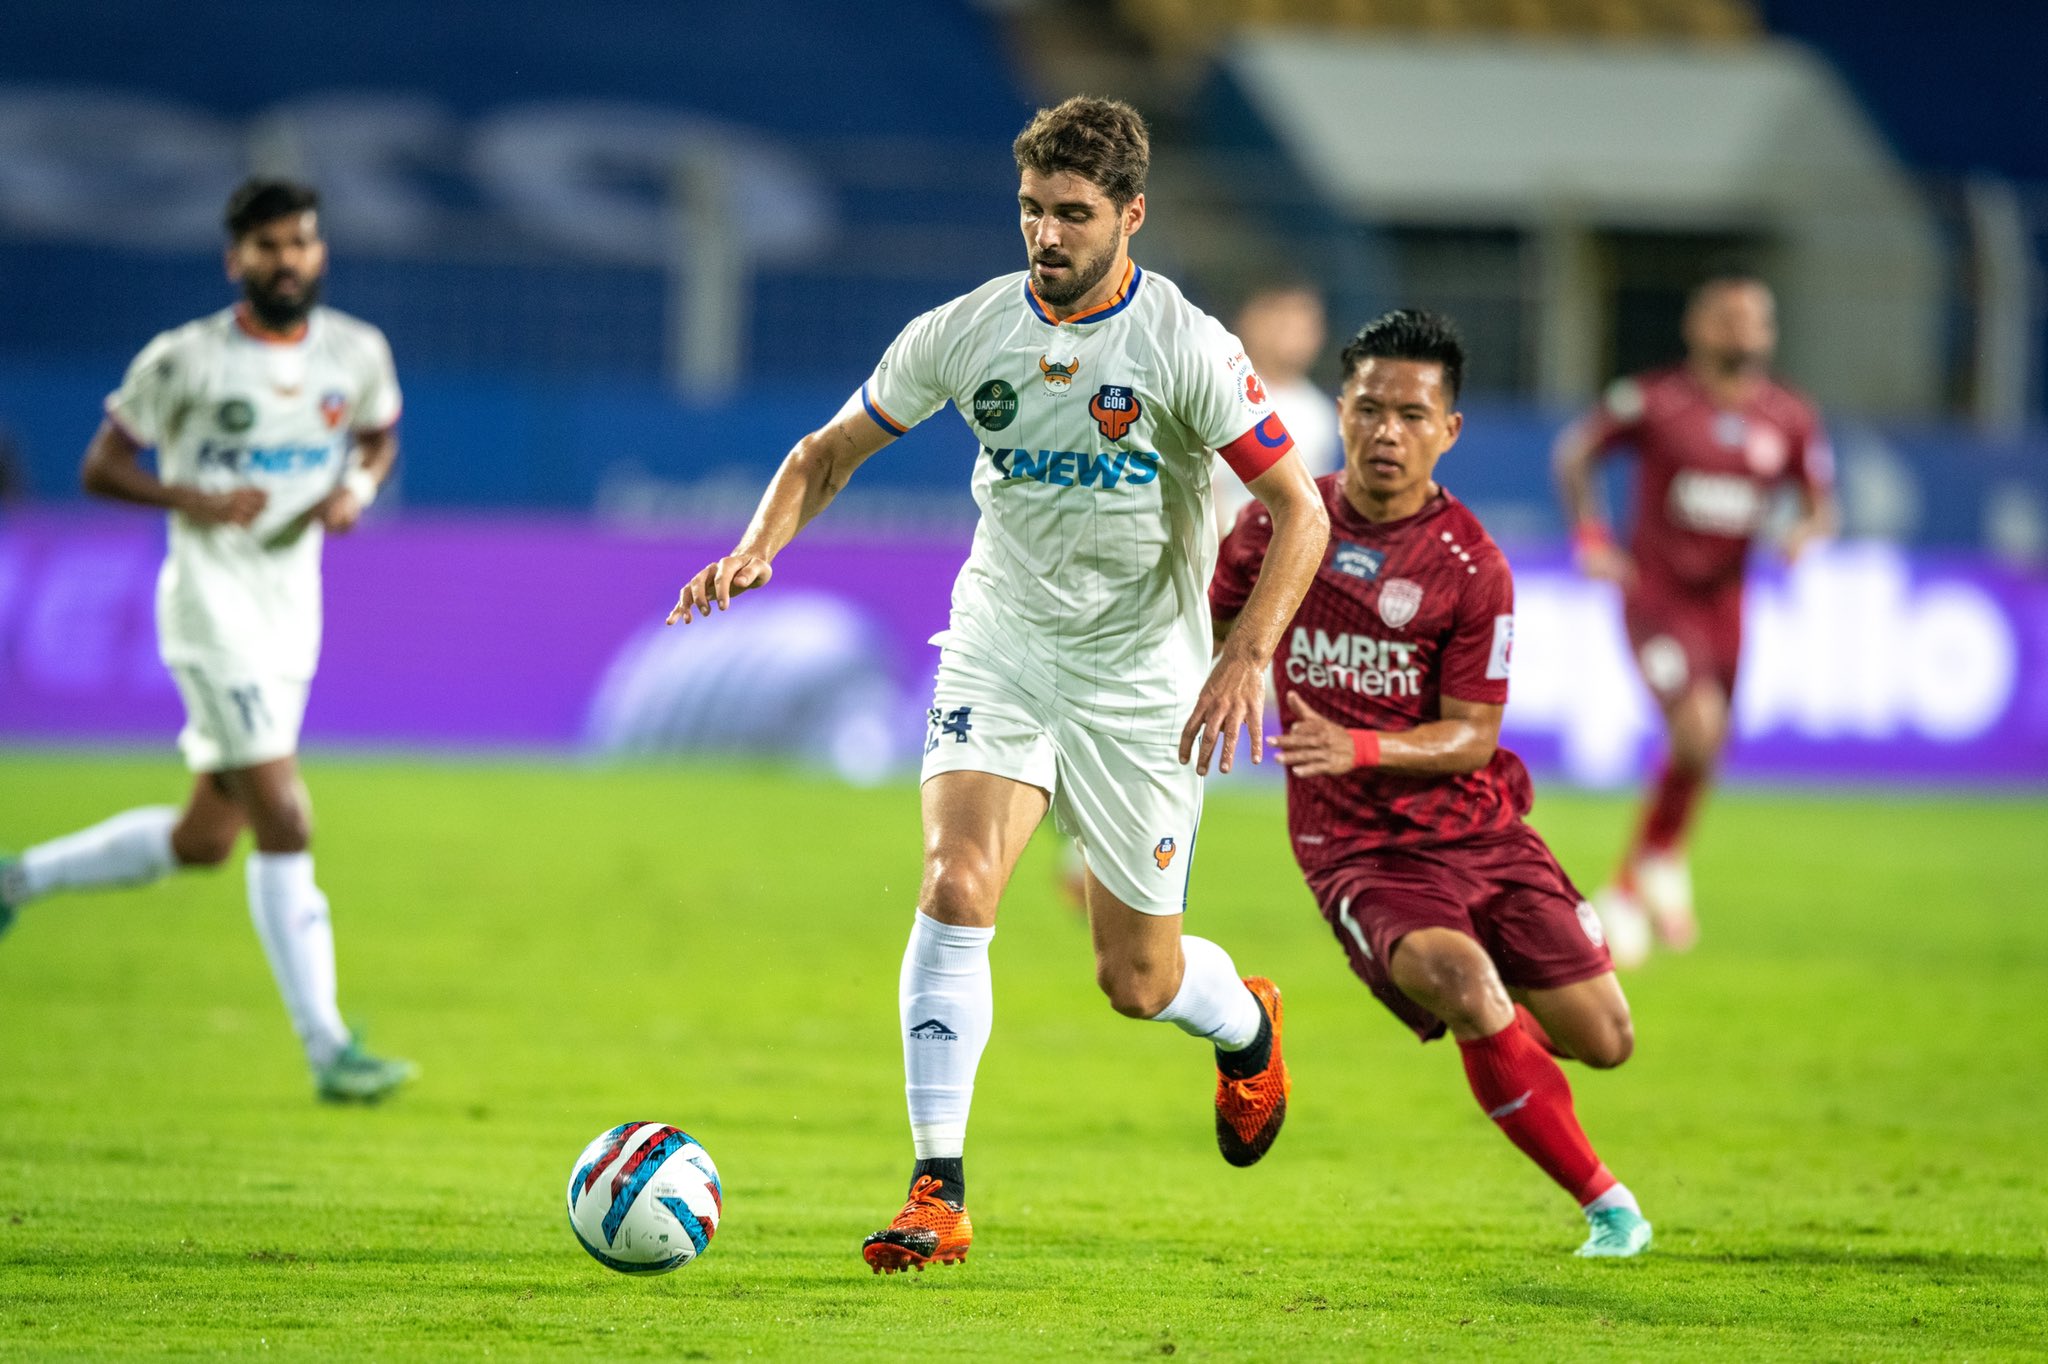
[861,1175,973,1274]
[1215,976,1289,1167]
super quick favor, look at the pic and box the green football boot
[1575,1206,1653,1259]
[315,1041,419,1104]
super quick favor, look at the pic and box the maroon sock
[1633,760,1704,859]
[1459,1022,1614,1205]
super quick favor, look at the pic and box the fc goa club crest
[1089,384,1141,441]
[319,390,348,430]
[1377,577,1424,629]
[1153,837,1177,871]
[1039,355,1081,396]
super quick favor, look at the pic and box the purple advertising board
[2,512,2045,786]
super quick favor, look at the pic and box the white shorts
[168,666,309,773]
[920,651,1201,916]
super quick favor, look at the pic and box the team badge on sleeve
[1487,614,1514,680]
[1228,351,1273,413]
[1038,355,1081,396]
[1089,385,1141,441]
[1377,578,1423,629]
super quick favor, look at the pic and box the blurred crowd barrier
[4,364,2046,560]
[2,513,2042,787]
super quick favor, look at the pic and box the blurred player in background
[0,180,416,1103]
[1212,281,1341,535]
[668,96,1330,1273]
[1553,269,1835,964]
[1214,310,1652,1258]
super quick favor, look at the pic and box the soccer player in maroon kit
[1553,270,1835,962]
[1213,310,1652,1257]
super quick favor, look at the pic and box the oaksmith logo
[908,1018,958,1041]
[971,378,1019,431]
[1038,355,1081,396]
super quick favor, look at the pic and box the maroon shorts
[1305,824,1612,1042]
[1624,577,1744,704]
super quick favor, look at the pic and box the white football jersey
[862,264,1293,735]
[105,305,401,680]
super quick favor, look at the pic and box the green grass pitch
[2,752,2045,1360]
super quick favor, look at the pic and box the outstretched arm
[81,419,265,526]
[1275,691,1502,778]
[1551,419,1633,587]
[1179,453,1329,774]
[667,400,897,624]
[1780,470,1838,564]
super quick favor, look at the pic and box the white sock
[1151,936,1262,1050]
[899,912,994,1160]
[1584,1183,1641,1217]
[245,852,350,1070]
[13,806,179,903]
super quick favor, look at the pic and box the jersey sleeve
[104,331,186,448]
[855,305,954,438]
[1208,498,1275,619]
[1577,375,1649,458]
[353,327,403,433]
[1177,315,1295,483]
[1440,552,1515,705]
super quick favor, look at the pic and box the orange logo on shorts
[1154,837,1177,871]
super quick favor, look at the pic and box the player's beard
[1707,346,1769,379]
[243,270,323,332]
[1030,232,1122,308]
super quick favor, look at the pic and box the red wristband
[1572,522,1611,555]
[1349,729,1381,769]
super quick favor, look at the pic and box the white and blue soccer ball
[566,1122,722,1274]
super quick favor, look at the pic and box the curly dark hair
[1012,96,1150,208]
[1338,308,1467,405]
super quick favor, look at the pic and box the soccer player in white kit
[667,98,1331,1271]
[0,180,417,1103]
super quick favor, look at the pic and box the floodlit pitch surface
[1,754,2044,1361]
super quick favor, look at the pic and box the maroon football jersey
[1211,477,1532,872]
[1576,365,1831,593]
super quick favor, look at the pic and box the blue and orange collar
[1024,260,1143,327]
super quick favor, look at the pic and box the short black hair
[224,178,318,240]
[1338,309,1466,406]
[1687,259,1771,306]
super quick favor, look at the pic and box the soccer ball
[565,1122,723,1274]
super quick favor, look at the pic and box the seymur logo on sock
[908,1018,958,1041]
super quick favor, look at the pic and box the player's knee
[1096,958,1177,1019]
[171,824,237,867]
[920,855,999,925]
[249,801,313,853]
[1576,1014,1636,1069]
[1395,937,1507,1032]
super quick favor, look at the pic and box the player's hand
[176,486,268,527]
[314,487,365,534]
[1780,521,1827,565]
[1575,540,1635,588]
[1179,647,1266,775]
[667,553,774,624]
[1273,691,1357,778]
